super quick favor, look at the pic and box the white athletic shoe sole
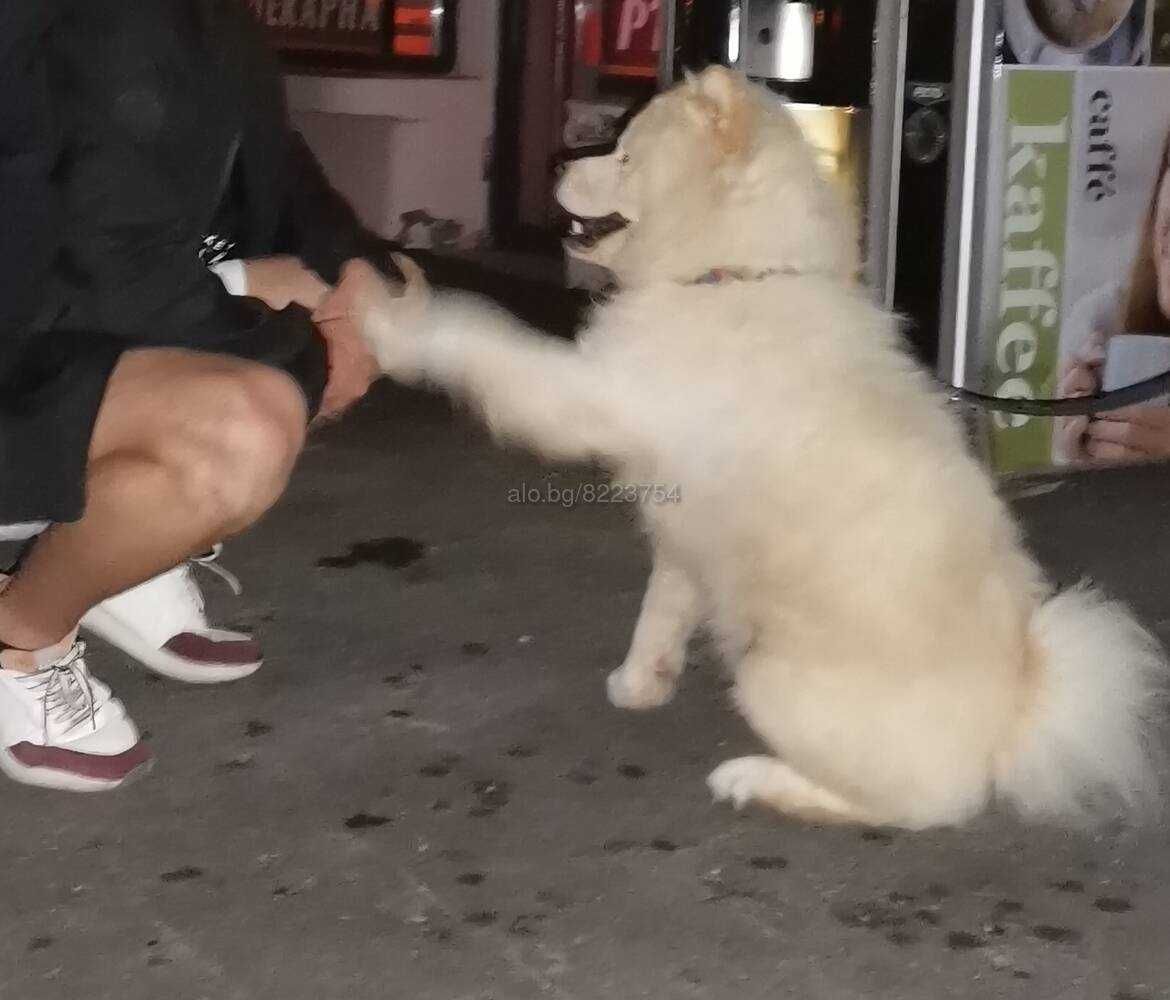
[81,606,262,685]
[0,746,153,792]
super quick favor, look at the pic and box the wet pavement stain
[991,899,1024,921]
[462,910,498,927]
[316,537,426,571]
[1049,879,1085,894]
[461,641,490,657]
[28,936,53,952]
[504,743,539,759]
[245,720,272,738]
[422,924,455,944]
[617,763,647,780]
[1094,896,1134,913]
[650,838,678,852]
[508,914,546,936]
[344,813,390,830]
[1032,924,1082,944]
[456,872,486,886]
[160,866,204,883]
[749,856,788,871]
[387,709,414,719]
[945,931,986,950]
[861,829,895,845]
[419,754,461,778]
[468,779,511,817]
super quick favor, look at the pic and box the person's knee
[175,366,307,531]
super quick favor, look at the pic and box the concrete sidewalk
[3,361,1170,999]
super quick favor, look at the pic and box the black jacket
[42,0,386,350]
[0,0,386,522]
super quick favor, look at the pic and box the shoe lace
[22,642,98,740]
[189,543,243,597]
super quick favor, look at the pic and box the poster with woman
[977,63,1170,473]
[1001,0,1152,66]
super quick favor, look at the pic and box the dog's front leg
[416,297,635,463]
[357,260,636,464]
[608,552,702,710]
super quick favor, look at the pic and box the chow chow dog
[339,66,1165,829]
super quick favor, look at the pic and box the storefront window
[245,0,458,74]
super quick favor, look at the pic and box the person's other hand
[1053,330,1107,464]
[1085,405,1170,463]
[244,256,329,312]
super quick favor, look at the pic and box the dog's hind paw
[606,663,677,710]
[707,756,775,810]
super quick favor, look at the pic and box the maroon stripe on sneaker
[8,740,152,782]
[163,632,262,666]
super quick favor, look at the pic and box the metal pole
[866,0,909,306]
[938,0,996,388]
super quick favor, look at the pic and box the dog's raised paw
[606,664,676,710]
[707,756,774,810]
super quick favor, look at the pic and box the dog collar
[588,266,795,305]
[688,267,785,285]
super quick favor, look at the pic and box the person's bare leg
[0,348,306,659]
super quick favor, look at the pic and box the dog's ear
[691,65,752,157]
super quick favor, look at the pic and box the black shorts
[0,304,327,525]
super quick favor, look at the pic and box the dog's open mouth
[563,212,630,250]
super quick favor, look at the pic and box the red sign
[602,0,661,77]
[246,0,387,55]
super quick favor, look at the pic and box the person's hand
[314,254,430,381]
[1084,405,1170,463]
[243,256,329,312]
[309,261,387,423]
[313,312,380,423]
[1053,330,1107,464]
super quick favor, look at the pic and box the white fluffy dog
[344,66,1165,830]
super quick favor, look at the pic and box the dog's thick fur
[350,67,1166,829]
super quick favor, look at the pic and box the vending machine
[943,0,1170,474]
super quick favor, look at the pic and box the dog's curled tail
[995,582,1167,825]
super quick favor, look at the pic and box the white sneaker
[80,546,262,685]
[0,637,152,791]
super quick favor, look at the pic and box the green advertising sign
[985,69,1072,473]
